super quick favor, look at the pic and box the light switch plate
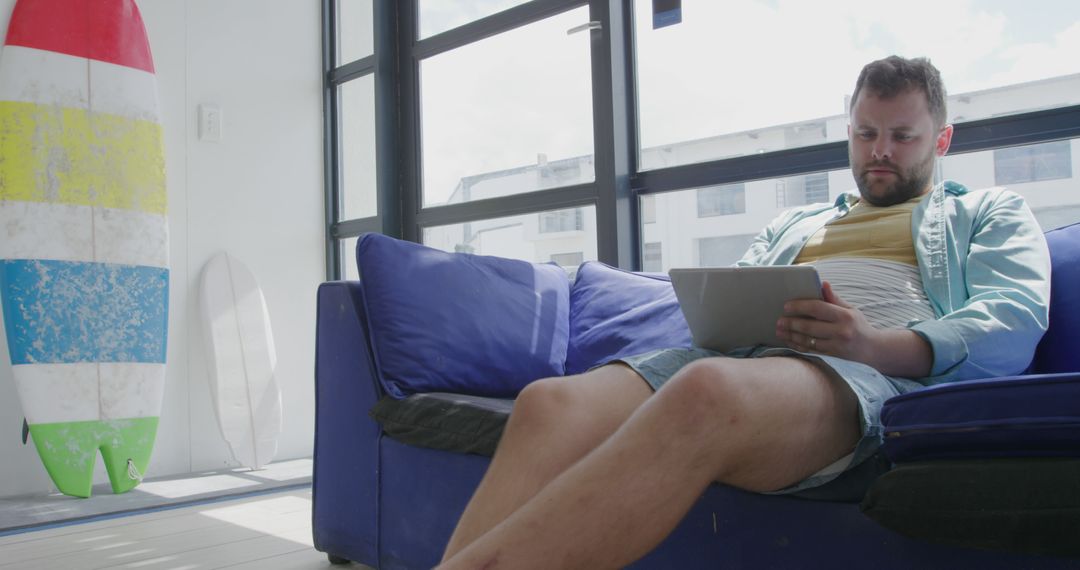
[198,104,222,142]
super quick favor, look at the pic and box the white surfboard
[199,252,282,470]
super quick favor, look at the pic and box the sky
[417,0,1080,205]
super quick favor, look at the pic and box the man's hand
[775,281,933,378]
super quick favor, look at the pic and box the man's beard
[853,149,936,207]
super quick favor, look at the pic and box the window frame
[324,0,1080,280]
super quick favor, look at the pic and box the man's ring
[809,337,817,349]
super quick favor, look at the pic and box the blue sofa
[312,222,1080,569]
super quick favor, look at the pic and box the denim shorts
[614,346,925,500]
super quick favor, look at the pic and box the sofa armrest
[881,372,1080,463]
[312,281,383,565]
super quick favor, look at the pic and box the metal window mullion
[415,184,598,229]
[329,55,377,85]
[948,104,1080,153]
[590,0,635,269]
[375,0,403,240]
[321,0,340,280]
[399,0,422,243]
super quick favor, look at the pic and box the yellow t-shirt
[794,194,927,266]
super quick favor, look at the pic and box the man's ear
[935,124,954,156]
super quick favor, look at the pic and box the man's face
[848,88,953,206]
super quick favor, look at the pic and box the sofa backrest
[1031,221,1080,374]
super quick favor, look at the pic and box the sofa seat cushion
[566,261,692,375]
[881,373,1080,463]
[1032,221,1080,374]
[861,458,1080,557]
[356,233,570,399]
[370,392,513,456]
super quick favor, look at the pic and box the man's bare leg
[442,364,652,560]
[438,356,860,570]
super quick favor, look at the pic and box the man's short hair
[851,56,948,127]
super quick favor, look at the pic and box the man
[437,56,1051,569]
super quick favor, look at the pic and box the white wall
[0,0,324,497]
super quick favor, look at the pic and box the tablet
[668,266,822,352]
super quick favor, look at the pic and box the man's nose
[872,138,892,160]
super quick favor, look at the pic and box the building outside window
[696,183,746,217]
[550,251,584,267]
[994,140,1073,185]
[641,194,657,224]
[539,208,585,233]
[804,172,830,204]
[551,251,585,279]
[697,234,756,267]
[774,180,787,209]
[642,242,662,272]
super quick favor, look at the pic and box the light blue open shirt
[736,180,1051,384]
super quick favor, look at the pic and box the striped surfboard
[0,0,168,497]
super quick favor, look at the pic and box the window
[641,194,657,224]
[340,76,377,220]
[419,0,532,38]
[551,251,584,267]
[994,141,1073,185]
[804,172,830,204]
[420,7,594,207]
[774,180,787,209]
[326,2,1080,281]
[423,206,598,265]
[539,208,584,233]
[634,0,1080,171]
[698,235,756,268]
[337,0,373,62]
[697,184,745,217]
[642,242,662,272]
[942,138,1080,232]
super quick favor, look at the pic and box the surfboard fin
[22,418,29,444]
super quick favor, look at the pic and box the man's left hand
[775,281,932,378]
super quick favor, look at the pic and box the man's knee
[510,377,575,432]
[658,359,749,427]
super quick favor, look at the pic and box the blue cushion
[356,233,570,399]
[880,373,1080,463]
[565,261,692,375]
[1032,222,1080,374]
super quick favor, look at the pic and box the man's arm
[778,189,1051,382]
[906,190,1050,383]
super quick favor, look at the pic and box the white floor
[0,459,314,533]
[0,488,371,569]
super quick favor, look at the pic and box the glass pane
[340,236,359,281]
[645,139,1080,271]
[420,7,594,207]
[423,205,598,277]
[419,0,532,39]
[942,138,1080,231]
[635,0,1080,170]
[644,171,849,271]
[337,0,373,64]
[340,76,377,220]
